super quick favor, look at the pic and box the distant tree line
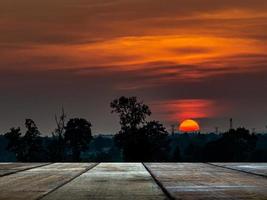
[174,128,260,162]
[2,96,267,162]
[4,109,92,162]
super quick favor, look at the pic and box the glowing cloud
[151,99,218,122]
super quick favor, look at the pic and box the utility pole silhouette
[215,127,219,134]
[230,118,233,130]
[171,124,175,136]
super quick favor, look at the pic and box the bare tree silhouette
[49,108,67,161]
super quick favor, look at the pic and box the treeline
[4,116,93,162]
[170,130,267,162]
[1,96,267,162]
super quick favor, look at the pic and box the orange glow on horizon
[179,119,200,132]
[152,99,217,122]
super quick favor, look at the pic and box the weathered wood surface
[0,163,49,177]
[211,163,267,177]
[145,163,267,200]
[0,163,96,200]
[43,163,167,200]
[1,163,267,200]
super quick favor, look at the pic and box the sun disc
[179,119,200,132]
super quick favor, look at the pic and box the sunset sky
[0,0,267,134]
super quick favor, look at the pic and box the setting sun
[179,119,200,132]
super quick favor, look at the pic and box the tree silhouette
[184,143,203,162]
[23,119,43,161]
[140,121,169,161]
[4,119,44,161]
[49,108,67,161]
[64,118,92,161]
[172,145,181,161]
[111,96,151,130]
[203,127,257,161]
[4,127,24,161]
[111,96,169,161]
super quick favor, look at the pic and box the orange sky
[0,0,267,133]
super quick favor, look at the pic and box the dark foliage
[172,145,181,161]
[203,128,257,162]
[111,96,151,130]
[4,119,45,162]
[2,129,267,162]
[4,127,23,160]
[64,118,92,161]
[23,119,44,161]
[112,96,169,161]
[86,135,122,162]
[184,143,203,162]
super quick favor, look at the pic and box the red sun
[179,119,200,132]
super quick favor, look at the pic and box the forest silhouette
[1,96,267,162]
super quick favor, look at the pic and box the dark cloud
[1,0,267,45]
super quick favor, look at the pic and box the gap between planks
[0,163,54,178]
[37,163,100,200]
[205,162,267,179]
[142,163,175,200]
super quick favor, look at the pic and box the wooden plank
[210,163,267,177]
[43,163,167,200]
[0,163,96,200]
[145,163,267,199]
[0,163,50,177]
